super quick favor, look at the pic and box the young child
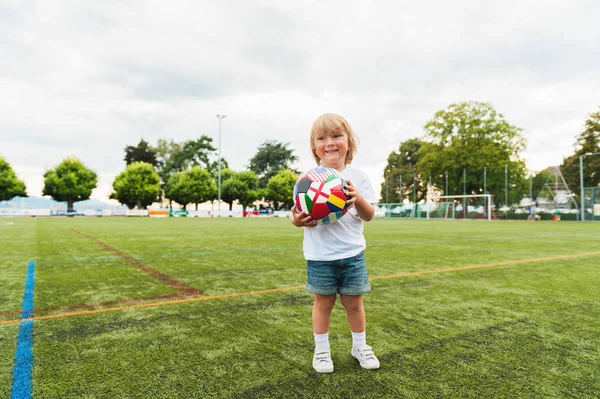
[291,113,379,373]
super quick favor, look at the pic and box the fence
[375,202,582,221]
[582,187,600,221]
[380,166,595,220]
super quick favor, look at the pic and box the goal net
[426,194,493,220]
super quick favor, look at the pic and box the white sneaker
[351,345,380,370]
[313,350,334,373]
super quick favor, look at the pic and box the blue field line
[11,261,35,399]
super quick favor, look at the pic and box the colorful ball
[293,167,349,225]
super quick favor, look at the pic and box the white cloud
[1,0,599,202]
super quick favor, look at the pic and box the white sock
[352,331,366,348]
[314,332,330,352]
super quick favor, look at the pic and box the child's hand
[344,180,362,209]
[291,206,318,228]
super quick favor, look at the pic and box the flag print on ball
[294,167,349,225]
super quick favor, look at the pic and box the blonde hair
[310,113,358,165]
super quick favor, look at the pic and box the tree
[154,139,182,181]
[221,175,246,211]
[42,157,97,211]
[248,140,299,188]
[380,138,425,203]
[0,156,27,201]
[152,137,227,208]
[237,171,260,212]
[165,167,216,210]
[164,171,193,211]
[561,108,600,198]
[187,166,217,210]
[168,136,219,174]
[219,169,260,211]
[152,139,182,206]
[264,169,297,210]
[124,139,158,166]
[208,158,230,181]
[0,157,27,201]
[418,102,527,204]
[110,162,160,209]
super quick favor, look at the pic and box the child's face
[314,128,348,169]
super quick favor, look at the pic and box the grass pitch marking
[0,286,305,326]
[1,250,599,326]
[0,291,202,318]
[369,251,600,281]
[11,261,35,399]
[69,228,201,295]
[29,230,600,264]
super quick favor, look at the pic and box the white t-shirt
[303,165,377,261]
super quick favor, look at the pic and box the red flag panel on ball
[310,202,331,221]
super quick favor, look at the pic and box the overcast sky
[1,0,599,202]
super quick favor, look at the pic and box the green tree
[221,176,245,211]
[165,167,216,210]
[219,169,260,211]
[418,102,527,204]
[42,157,97,211]
[154,139,182,182]
[153,139,183,206]
[560,108,600,198]
[237,170,260,212]
[110,162,160,209]
[124,139,158,166]
[248,140,299,188]
[187,166,217,210]
[153,137,227,208]
[381,138,425,203]
[264,169,297,210]
[0,157,27,201]
[168,136,220,174]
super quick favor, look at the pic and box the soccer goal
[426,194,493,221]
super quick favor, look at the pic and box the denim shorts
[306,251,371,295]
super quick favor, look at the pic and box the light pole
[445,171,448,197]
[216,114,226,211]
[399,174,402,203]
[529,172,533,201]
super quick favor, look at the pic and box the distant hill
[0,196,127,210]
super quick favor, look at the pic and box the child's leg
[312,294,336,373]
[341,293,380,369]
[340,294,365,333]
[312,294,337,334]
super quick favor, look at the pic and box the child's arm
[291,206,318,228]
[345,180,375,222]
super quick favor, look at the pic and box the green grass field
[1,217,599,398]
